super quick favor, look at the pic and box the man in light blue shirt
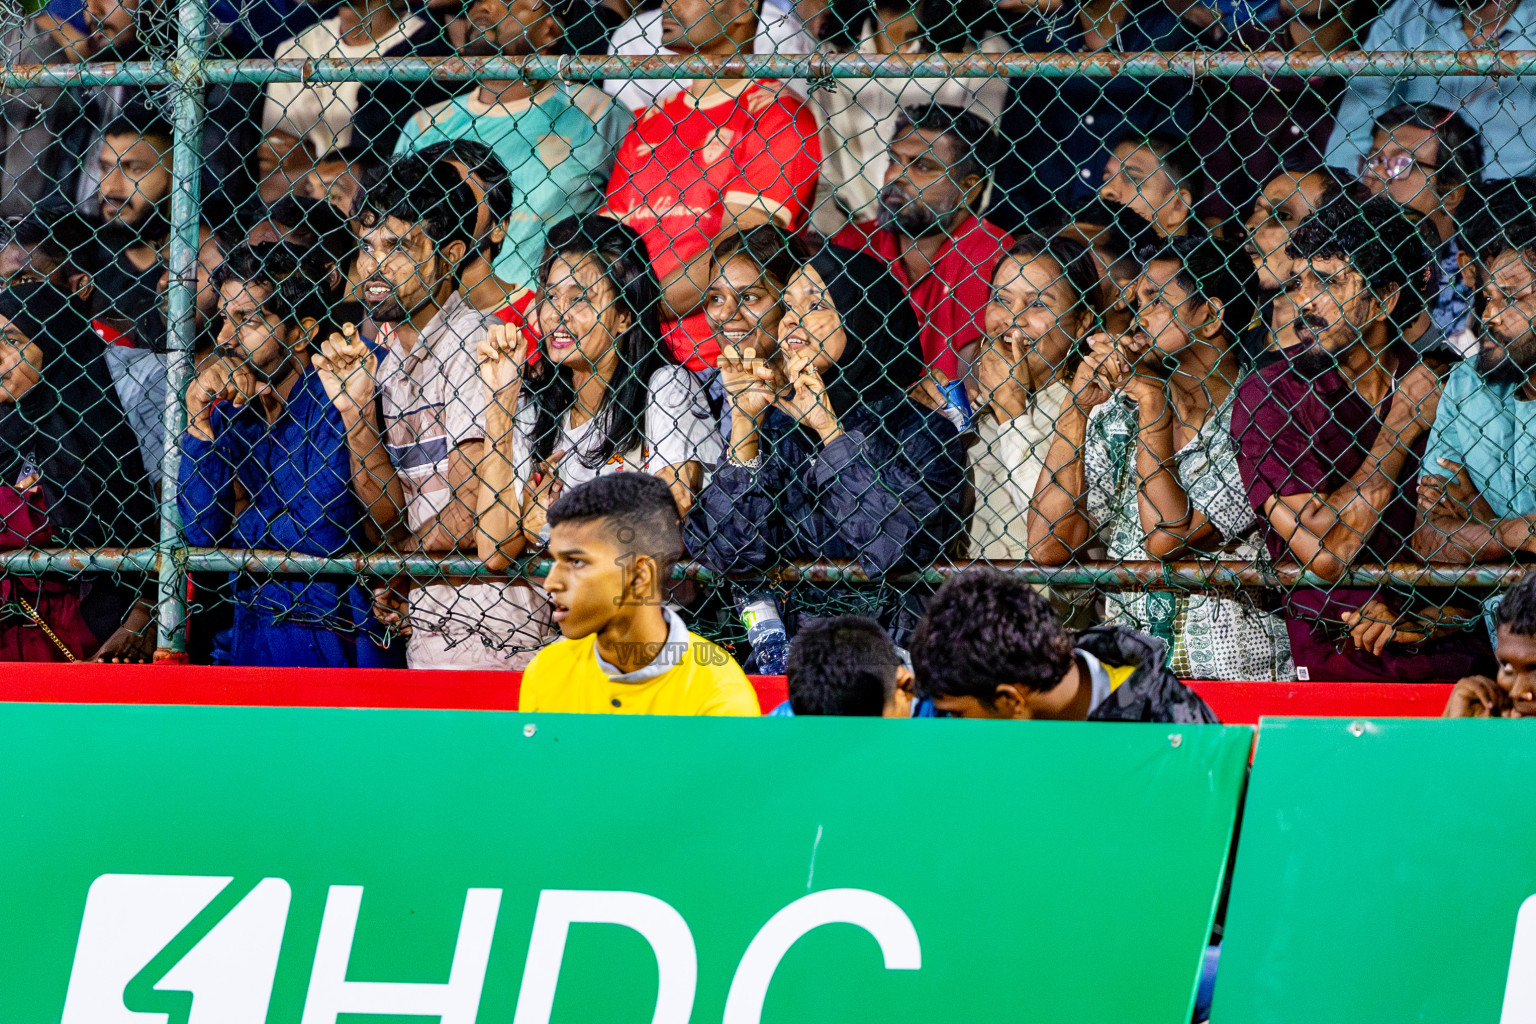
[1326,0,1536,181]
[395,0,632,291]
[1416,210,1536,564]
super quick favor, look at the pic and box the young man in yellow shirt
[519,473,759,716]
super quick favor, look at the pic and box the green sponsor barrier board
[0,704,1249,1023]
[1213,718,1536,1024]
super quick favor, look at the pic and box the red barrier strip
[0,665,1454,723]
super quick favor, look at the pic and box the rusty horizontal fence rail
[0,548,1522,591]
[10,50,1536,89]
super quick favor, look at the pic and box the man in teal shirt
[1415,211,1536,563]
[394,0,632,290]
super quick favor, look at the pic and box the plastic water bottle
[737,594,790,674]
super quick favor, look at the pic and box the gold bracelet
[16,595,78,663]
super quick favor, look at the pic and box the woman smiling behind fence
[475,215,721,663]
[965,234,1100,561]
[688,245,967,646]
[0,281,154,662]
[701,224,812,445]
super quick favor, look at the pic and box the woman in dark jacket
[0,282,155,660]
[688,245,967,644]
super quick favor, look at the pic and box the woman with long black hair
[689,245,967,647]
[474,215,721,662]
[0,281,155,661]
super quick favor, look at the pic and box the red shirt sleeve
[722,85,822,230]
[833,221,877,255]
[945,223,1013,357]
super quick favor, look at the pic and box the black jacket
[688,396,966,579]
[1078,625,1221,724]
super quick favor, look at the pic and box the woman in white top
[967,234,1100,560]
[811,0,1008,236]
[476,214,720,578]
[261,0,426,157]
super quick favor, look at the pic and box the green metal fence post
[153,0,207,657]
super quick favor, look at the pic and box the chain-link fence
[1,0,1532,681]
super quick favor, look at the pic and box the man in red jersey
[602,0,821,371]
[836,102,1010,379]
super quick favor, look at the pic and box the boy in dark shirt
[910,568,1217,724]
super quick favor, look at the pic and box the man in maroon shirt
[1231,193,1493,682]
[835,102,1009,380]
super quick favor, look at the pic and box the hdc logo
[61,874,921,1023]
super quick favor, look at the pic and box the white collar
[593,608,690,683]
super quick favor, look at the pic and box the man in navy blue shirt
[990,0,1197,233]
[179,242,404,666]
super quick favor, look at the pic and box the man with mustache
[1232,194,1493,683]
[1241,164,1353,364]
[69,0,260,221]
[835,103,1009,379]
[1414,212,1536,566]
[357,156,508,670]
[179,242,403,667]
[394,0,631,294]
[88,110,174,337]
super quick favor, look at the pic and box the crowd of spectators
[4,0,1536,706]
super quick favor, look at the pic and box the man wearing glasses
[1357,103,1483,348]
[1324,0,1536,182]
[1230,193,1493,684]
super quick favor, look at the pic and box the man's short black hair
[1287,194,1434,333]
[6,206,103,278]
[910,568,1075,704]
[1272,160,1356,210]
[787,615,899,717]
[547,473,684,573]
[893,102,1001,184]
[1113,128,1199,199]
[102,105,173,151]
[1460,177,1536,261]
[415,139,514,249]
[1498,573,1536,637]
[211,242,334,328]
[264,194,354,270]
[355,154,476,256]
[1478,212,1536,269]
[1373,102,1483,190]
[1135,234,1257,344]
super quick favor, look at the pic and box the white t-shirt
[511,364,721,514]
[262,13,426,153]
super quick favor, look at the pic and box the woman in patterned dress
[1027,235,1294,681]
